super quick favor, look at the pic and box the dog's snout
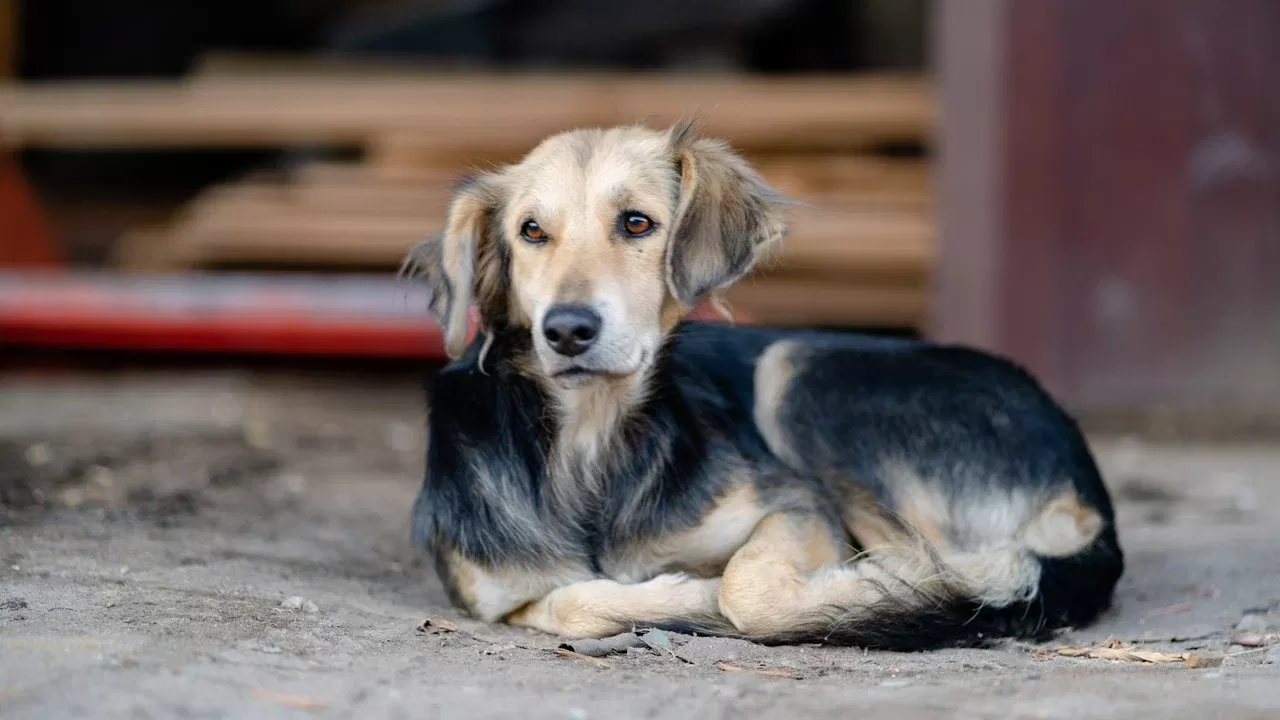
[542,305,602,357]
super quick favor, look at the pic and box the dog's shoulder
[415,336,562,564]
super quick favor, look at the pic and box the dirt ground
[2,368,1279,719]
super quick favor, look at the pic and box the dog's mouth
[546,346,650,387]
[552,366,636,383]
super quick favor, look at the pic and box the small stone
[302,600,320,614]
[1264,647,1280,665]
[24,443,51,467]
[60,488,86,508]
[281,596,306,610]
[277,472,308,497]
[1237,614,1272,632]
[87,465,115,489]
[1232,633,1269,647]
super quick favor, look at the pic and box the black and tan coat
[404,122,1123,649]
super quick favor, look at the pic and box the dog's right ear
[401,174,506,359]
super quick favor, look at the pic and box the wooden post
[0,0,15,78]
[933,0,1280,417]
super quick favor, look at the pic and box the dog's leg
[717,512,901,636]
[505,573,724,639]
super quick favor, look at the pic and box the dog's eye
[621,212,655,237]
[520,219,546,243]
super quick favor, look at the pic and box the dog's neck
[545,370,651,474]
[484,324,668,503]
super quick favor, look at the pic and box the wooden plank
[725,276,926,328]
[285,155,931,211]
[0,74,932,152]
[757,155,931,210]
[264,168,930,232]
[140,182,932,276]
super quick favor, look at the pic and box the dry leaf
[416,618,459,634]
[1053,638,1189,664]
[1230,633,1277,647]
[250,688,327,710]
[1185,654,1223,669]
[554,648,614,669]
[559,633,644,657]
[639,628,692,663]
[1145,601,1195,617]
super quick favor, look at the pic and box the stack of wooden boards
[0,68,935,329]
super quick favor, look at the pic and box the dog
[403,121,1123,649]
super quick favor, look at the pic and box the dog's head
[408,121,788,386]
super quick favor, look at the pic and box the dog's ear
[402,174,508,358]
[664,120,789,308]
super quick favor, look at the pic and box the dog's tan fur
[415,123,1113,643]
[602,480,768,583]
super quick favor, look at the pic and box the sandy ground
[2,369,1279,720]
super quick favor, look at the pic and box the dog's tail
[759,530,1122,650]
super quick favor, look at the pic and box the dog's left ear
[401,174,508,358]
[664,120,789,308]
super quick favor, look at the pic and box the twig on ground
[553,648,615,669]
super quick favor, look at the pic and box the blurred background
[1,0,1278,430]
[3,6,1280,714]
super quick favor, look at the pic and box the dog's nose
[542,305,602,357]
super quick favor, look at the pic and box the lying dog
[404,121,1123,649]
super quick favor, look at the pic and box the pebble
[281,596,320,613]
[24,443,51,467]
[1264,647,1280,665]
[1237,614,1272,632]
[87,465,115,489]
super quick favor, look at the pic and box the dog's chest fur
[413,325,780,583]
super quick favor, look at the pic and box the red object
[0,152,62,267]
[0,271,449,358]
[0,271,739,359]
